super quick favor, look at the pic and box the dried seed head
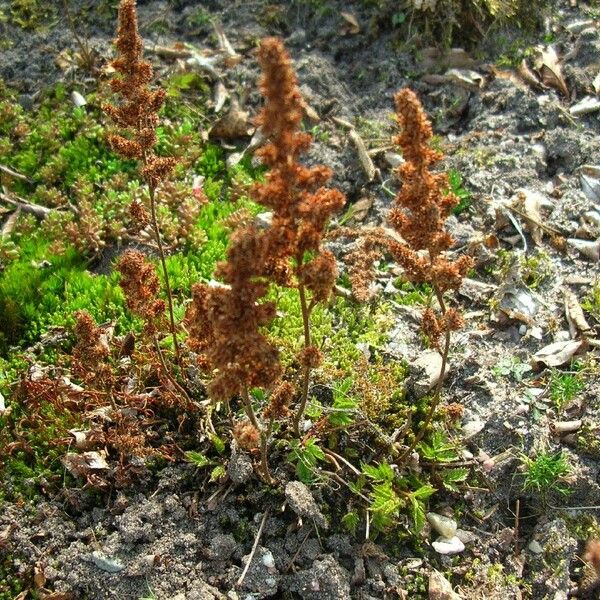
[233,420,260,451]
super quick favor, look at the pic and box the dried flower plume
[103,0,176,186]
[388,89,473,348]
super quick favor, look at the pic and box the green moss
[564,514,600,541]
[576,423,600,458]
[9,0,55,30]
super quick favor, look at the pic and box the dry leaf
[303,101,320,122]
[533,46,569,97]
[563,288,591,337]
[570,96,600,116]
[340,196,374,224]
[340,12,360,35]
[212,22,241,67]
[517,59,543,90]
[567,238,600,261]
[34,563,46,588]
[68,429,90,450]
[63,451,109,477]
[593,72,600,95]
[531,339,585,368]
[579,165,600,203]
[213,81,228,113]
[209,98,253,140]
[348,129,377,181]
[512,189,547,245]
[446,68,484,90]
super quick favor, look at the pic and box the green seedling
[492,356,532,382]
[288,438,325,484]
[521,450,571,501]
[582,279,600,323]
[549,370,584,411]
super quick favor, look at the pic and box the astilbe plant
[103,0,181,365]
[387,89,473,460]
[186,38,345,482]
[254,38,346,435]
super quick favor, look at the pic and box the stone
[285,481,327,529]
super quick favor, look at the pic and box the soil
[1,1,600,599]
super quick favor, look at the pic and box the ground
[0,0,599,599]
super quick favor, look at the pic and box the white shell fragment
[567,238,600,261]
[570,96,600,116]
[91,551,125,573]
[71,91,87,107]
[427,512,457,538]
[432,535,465,555]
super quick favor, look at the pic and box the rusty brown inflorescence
[186,38,345,408]
[388,88,473,348]
[103,0,176,186]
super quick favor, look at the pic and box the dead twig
[0,192,56,220]
[0,164,31,182]
[236,508,270,588]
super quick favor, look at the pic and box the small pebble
[427,512,457,538]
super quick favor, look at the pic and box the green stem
[242,386,274,484]
[293,283,312,437]
[397,284,450,465]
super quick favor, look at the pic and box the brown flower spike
[387,89,473,460]
[387,89,472,348]
[103,0,176,186]
[104,0,181,365]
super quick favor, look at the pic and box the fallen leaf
[563,288,591,337]
[511,189,547,245]
[570,96,600,116]
[531,339,585,368]
[63,451,109,477]
[340,12,360,35]
[593,72,600,94]
[68,429,90,450]
[348,129,377,181]
[579,165,600,203]
[213,81,228,113]
[446,68,484,90]
[212,22,241,67]
[34,563,46,588]
[567,238,600,261]
[340,196,374,224]
[533,46,569,97]
[209,98,253,140]
[517,59,543,91]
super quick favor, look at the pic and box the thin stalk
[397,284,450,465]
[260,418,275,485]
[241,386,274,484]
[148,184,181,368]
[293,282,312,436]
[153,335,193,406]
[241,386,260,431]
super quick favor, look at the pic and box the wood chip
[563,288,591,337]
[348,129,378,182]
